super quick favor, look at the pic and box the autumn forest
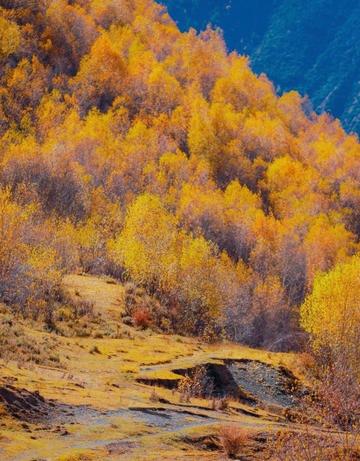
[0,1,359,460]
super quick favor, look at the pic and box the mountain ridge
[161,0,360,134]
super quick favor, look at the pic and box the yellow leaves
[110,192,239,317]
[265,156,325,218]
[304,214,356,285]
[179,236,221,316]
[166,26,227,96]
[0,0,360,339]
[6,56,50,110]
[277,91,309,134]
[266,156,306,193]
[154,150,191,201]
[179,235,215,271]
[178,182,223,231]
[110,194,178,286]
[301,255,360,358]
[0,16,21,59]
[253,275,285,313]
[146,64,182,114]
[0,188,52,307]
[211,56,276,113]
[241,111,292,161]
[36,90,68,138]
[224,180,261,212]
[0,188,35,240]
[27,246,60,280]
[188,95,219,162]
[311,135,338,172]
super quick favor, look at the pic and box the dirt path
[5,390,277,461]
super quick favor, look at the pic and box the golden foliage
[0,0,358,344]
[301,256,360,363]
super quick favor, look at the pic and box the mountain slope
[0,0,359,353]
[161,0,360,134]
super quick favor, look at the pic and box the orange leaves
[0,15,21,59]
[241,111,292,161]
[72,32,126,112]
[188,94,218,161]
[145,64,182,114]
[212,56,276,113]
[111,193,239,322]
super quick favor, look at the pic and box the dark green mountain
[161,0,360,134]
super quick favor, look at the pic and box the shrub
[267,356,360,461]
[211,397,230,412]
[89,345,101,354]
[218,425,250,459]
[268,429,360,461]
[149,389,162,403]
[132,307,152,329]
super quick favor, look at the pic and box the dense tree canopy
[0,0,358,350]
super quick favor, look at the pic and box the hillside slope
[0,1,358,459]
[161,0,360,134]
[0,275,311,461]
[0,0,359,355]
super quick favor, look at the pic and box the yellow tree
[0,16,21,59]
[72,32,126,112]
[265,155,326,219]
[188,93,220,167]
[0,188,32,298]
[303,214,356,286]
[301,255,360,370]
[241,111,292,161]
[109,193,178,289]
[145,63,182,115]
[211,55,276,113]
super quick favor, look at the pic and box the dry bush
[218,425,251,459]
[269,429,360,461]
[211,397,230,412]
[132,307,152,329]
[122,282,170,331]
[293,352,316,377]
[72,299,95,319]
[56,288,95,321]
[149,389,162,403]
[268,350,360,461]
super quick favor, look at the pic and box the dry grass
[62,274,125,320]
[0,305,62,367]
